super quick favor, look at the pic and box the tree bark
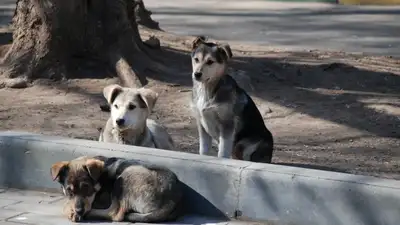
[0,0,162,88]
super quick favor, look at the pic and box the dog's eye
[80,183,91,195]
[114,104,118,109]
[194,58,199,63]
[128,104,136,110]
[206,60,214,65]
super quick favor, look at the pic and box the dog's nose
[194,72,202,79]
[75,206,84,215]
[116,119,125,126]
[72,214,83,222]
[75,200,85,216]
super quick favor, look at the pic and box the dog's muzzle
[73,199,86,221]
[116,118,125,127]
[194,72,202,80]
[72,214,83,222]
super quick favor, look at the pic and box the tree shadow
[147,45,400,139]
[242,58,399,139]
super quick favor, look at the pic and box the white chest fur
[196,93,208,113]
[192,85,220,139]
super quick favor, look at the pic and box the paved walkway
[0,189,274,225]
[145,0,400,57]
[0,0,398,56]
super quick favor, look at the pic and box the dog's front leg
[86,199,122,221]
[197,120,212,155]
[86,209,112,220]
[218,126,235,159]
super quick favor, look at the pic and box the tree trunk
[0,0,162,88]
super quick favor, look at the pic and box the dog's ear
[103,84,123,105]
[217,43,233,62]
[85,159,104,181]
[191,36,206,50]
[50,161,69,182]
[137,88,159,113]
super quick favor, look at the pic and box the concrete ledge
[1,131,400,225]
[263,0,337,3]
[339,0,400,4]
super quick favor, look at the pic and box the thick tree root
[134,0,161,30]
[110,52,148,87]
[0,77,28,88]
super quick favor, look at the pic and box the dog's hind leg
[86,199,124,221]
[109,206,125,222]
[124,199,180,223]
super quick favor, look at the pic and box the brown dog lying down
[50,156,183,223]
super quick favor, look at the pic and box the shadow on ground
[144,46,400,139]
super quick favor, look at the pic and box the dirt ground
[0,28,399,179]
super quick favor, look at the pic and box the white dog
[99,84,175,150]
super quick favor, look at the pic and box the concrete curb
[338,0,400,5]
[263,0,337,3]
[1,131,400,225]
[261,0,400,4]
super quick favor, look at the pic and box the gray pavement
[0,189,257,225]
[0,0,398,56]
[144,0,400,57]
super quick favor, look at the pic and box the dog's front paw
[68,211,75,222]
[65,206,83,223]
[68,211,84,223]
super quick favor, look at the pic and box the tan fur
[53,156,183,223]
[88,164,182,222]
[85,159,105,180]
[51,161,69,181]
[99,84,175,150]
[51,158,104,222]
[136,87,159,113]
[103,84,123,105]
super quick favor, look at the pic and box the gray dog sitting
[190,36,274,163]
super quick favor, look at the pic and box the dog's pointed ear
[85,159,104,181]
[50,161,69,182]
[103,84,123,105]
[137,88,159,113]
[217,43,233,61]
[192,36,206,50]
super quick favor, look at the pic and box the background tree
[0,0,167,88]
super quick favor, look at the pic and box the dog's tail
[124,196,183,223]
